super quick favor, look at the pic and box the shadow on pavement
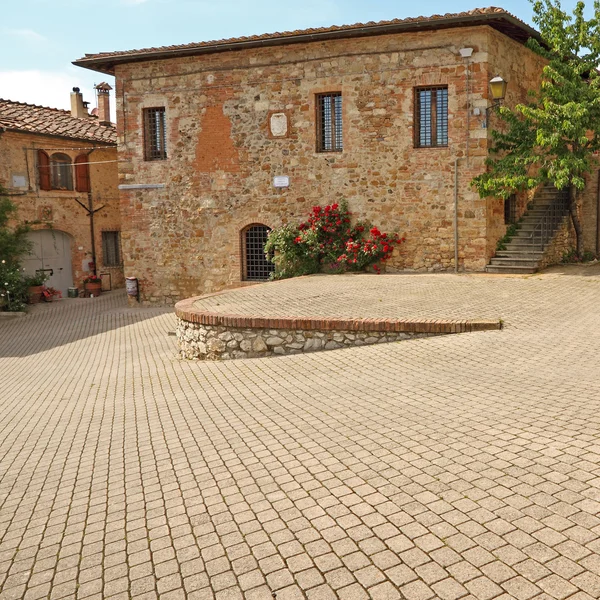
[0,289,173,358]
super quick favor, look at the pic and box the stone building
[0,87,123,296]
[74,7,598,304]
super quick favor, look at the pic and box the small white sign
[12,175,27,188]
[273,176,290,188]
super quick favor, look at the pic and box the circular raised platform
[175,274,501,360]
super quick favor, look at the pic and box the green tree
[0,186,31,264]
[472,0,600,256]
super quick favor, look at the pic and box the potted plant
[26,273,47,304]
[83,274,102,297]
[41,286,62,302]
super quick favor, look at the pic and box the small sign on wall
[273,176,290,188]
[12,174,27,188]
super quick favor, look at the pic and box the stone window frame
[315,92,343,153]
[240,223,275,282]
[414,86,449,148]
[143,107,167,161]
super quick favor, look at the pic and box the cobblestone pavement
[2,268,600,600]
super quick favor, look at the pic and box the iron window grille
[144,107,167,160]
[243,225,275,281]
[102,231,122,267]
[316,93,343,152]
[415,87,449,148]
[50,153,73,190]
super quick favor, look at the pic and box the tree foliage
[0,186,32,311]
[0,187,31,266]
[472,0,600,254]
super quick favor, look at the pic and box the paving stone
[2,271,600,600]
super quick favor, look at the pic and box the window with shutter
[37,150,51,191]
[50,153,73,190]
[75,155,90,192]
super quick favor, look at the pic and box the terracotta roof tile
[74,6,537,74]
[0,99,116,144]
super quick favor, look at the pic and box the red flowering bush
[265,201,404,279]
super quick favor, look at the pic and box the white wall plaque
[273,176,290,188]
[270,113,288,137]
[11,175,27,188]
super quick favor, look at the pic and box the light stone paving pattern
[2,267,600,600]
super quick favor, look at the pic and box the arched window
[242,224,275,281]
[50,153,73,190]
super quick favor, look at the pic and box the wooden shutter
[75,154,90,192]
[38,150,51,191]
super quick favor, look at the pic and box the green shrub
[265,201,404,280]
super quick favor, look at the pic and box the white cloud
[4,28,46,42]
[0,70,116,121]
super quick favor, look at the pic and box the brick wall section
[581,168,599,255]
[0,131,123,289]
[114,25,546,304]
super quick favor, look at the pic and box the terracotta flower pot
[84,282,102,297]
[28,285,44,304]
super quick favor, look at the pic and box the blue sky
[0,0,588,117]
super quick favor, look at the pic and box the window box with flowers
[83,274,102,297]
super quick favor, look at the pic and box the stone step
[489,257,540,267]
[495,250,544,258]
[485,265,538,274]
[503,244,545,252]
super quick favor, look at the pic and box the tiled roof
[74,7,539,75]
[0,99,116,144]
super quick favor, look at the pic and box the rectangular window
[415,87,448,148]
[316,93,343,152]
[102,231,121,267]
[504,194,517,225]
[143,107,167,160]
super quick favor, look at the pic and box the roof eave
[73,12,541,76]
[0,125,116,145]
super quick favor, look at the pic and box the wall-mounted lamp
[459,47,474,58]
[488,76,508,109]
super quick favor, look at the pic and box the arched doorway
[241,224,275,281]
[22,230,73,297]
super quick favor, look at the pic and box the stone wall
[580,169,599,256]
[0,131,123,290]
[177,320,433,360]
[539,215,576,269]
[113,24,546,304]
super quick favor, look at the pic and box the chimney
[95,82,113,125]
[70,87,88,118]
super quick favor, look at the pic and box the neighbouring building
[0,86,123,296]
[74,7,599,304]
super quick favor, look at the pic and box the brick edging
[175,296,501,334]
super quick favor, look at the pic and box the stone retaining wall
[175,295,501,360]
[539,215,576,270]
[177,319,436,360]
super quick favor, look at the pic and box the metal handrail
[526,188,570,251]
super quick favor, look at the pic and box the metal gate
[22,230,73,297]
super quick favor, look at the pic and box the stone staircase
[486,185,570,274]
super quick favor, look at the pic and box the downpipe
[454,157,460,273]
